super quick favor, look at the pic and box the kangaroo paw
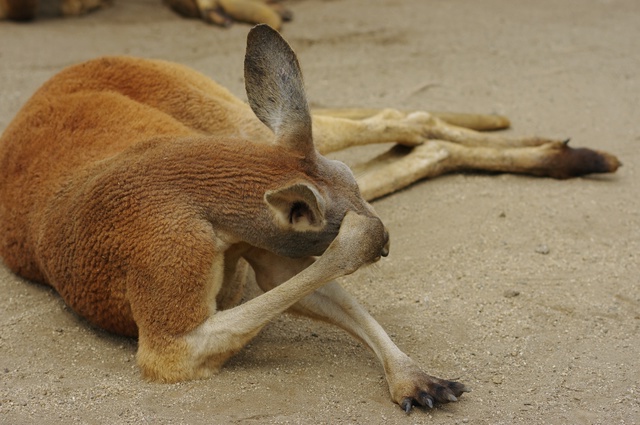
[388,358,469,413]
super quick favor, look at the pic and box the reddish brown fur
[0,25,619,412]
[0,45,385,363]
[0,56,312,336]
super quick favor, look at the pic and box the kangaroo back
[0,57,231,281]
[0,56,262,282]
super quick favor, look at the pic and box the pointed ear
[244,24,313,155]
[265,182,326,231]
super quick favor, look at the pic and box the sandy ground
[1,0,639,423]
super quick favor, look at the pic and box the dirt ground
[1,0,638,423]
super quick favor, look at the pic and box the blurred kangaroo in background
[0,0,293,28]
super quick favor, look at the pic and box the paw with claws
[387,357,470,413]
[398,376,469,413]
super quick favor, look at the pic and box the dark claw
[448,380,471,397]
[396,375,468,413]
[434,384,452,403]
[418,391,434,409]
[401,397,413,414]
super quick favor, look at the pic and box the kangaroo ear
[265,182,326,231]
[244,24,313,155]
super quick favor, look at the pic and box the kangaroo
[0,24,619,413]
[0,0,292,28]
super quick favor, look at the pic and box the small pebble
[535,244,550,255]
[504,289,520,298]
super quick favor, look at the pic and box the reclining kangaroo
[0,24,619,413]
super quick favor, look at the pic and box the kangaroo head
[244,24,388,258]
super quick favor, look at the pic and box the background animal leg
[61,0,110,16]
[181,0,287,28]
[218,0,282,28]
